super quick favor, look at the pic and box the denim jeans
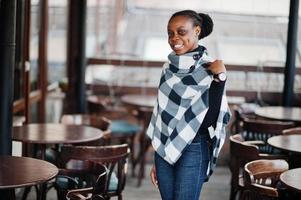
[155,134,210,200]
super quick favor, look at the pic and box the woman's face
[167,16,200,55]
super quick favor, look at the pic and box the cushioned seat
[110,120,141,135]
[108,171,118,192]
[55,176,80,190]
[45,148,57,164]
[35,147,58,164]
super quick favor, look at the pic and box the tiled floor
[122,164,231,200]
[20,164,230,200]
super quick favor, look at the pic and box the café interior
[0,0,301,199]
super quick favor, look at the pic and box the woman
[146,10,231,200]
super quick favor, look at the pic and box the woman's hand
[206,59,226,75]
[150,165,158,188]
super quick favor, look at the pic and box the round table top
[255,106,301,123]
[267,135,301,154]
[87,95,109,105]
[280,168,301,193]
[0,156,58,189]
[12,123,103,144]
[121,94,156,108]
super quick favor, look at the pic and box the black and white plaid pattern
[146,48,231,178]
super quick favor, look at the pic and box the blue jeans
[155,134,210,200]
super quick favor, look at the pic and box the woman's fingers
[202,62,211,68]
[206,60,226,74]
[150,165,158,188]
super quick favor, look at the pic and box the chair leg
[54,183,67,200]
[137,135,146,187]
[137,136,151,187]
[118,194,123,200]
[22,187,31,200]
[0,189,16,200]
[130,135,136,177]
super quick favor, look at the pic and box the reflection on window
[217,37,286,66]
[30,0,40,90]
[84,0,300,94]
[48,0,67,83]
[85,0,301,67]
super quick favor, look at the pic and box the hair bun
[198,13,213,39]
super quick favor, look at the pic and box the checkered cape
[146,48,231,179]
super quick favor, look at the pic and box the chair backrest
[282,127,301,135]
[229,134,262,198]
[232,106,257,134]
[230,134,261,165]
[61,114,111,131]
[241,118,295,153]
[244,159,289,199]
[87,95,108,114]
[59,144,129,199]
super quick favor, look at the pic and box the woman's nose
[170,34,179,42]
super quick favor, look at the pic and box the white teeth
[174,44,183,49]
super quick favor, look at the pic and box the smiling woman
[146,10,231,200]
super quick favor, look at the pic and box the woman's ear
[195,26,201,37]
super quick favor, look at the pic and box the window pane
[30,0,40,90]
[48,0,67,83]
[86,0,301,95]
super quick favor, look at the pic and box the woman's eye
[168,32,174,38]
[178,30,186,35]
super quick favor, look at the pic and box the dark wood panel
[87,58,301,74]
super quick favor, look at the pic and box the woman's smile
[173,44,184,50]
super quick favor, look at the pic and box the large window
[85,0,301,63]
[85,0,301,99]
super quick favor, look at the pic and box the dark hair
[169,10,213,40]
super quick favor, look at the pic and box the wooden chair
[231,106,257,134]
[88,107,140,176]
[242,159,289,200]
[241,118,295,153]
[134,106,153,187]
[56,144,129,200]
[282,127,301,135]
[86,95,110,113]
[61,114,111,145]
[65,162,107,200]
[229,134,286,200]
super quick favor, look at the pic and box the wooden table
[268,135,301,168]
[12,124,103,199]
[280,168,301,194]
[255,106,301,124]
[268,135,301,154]
[121,94,156,108]
[0,156,58,199]
[12,123,104,159]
